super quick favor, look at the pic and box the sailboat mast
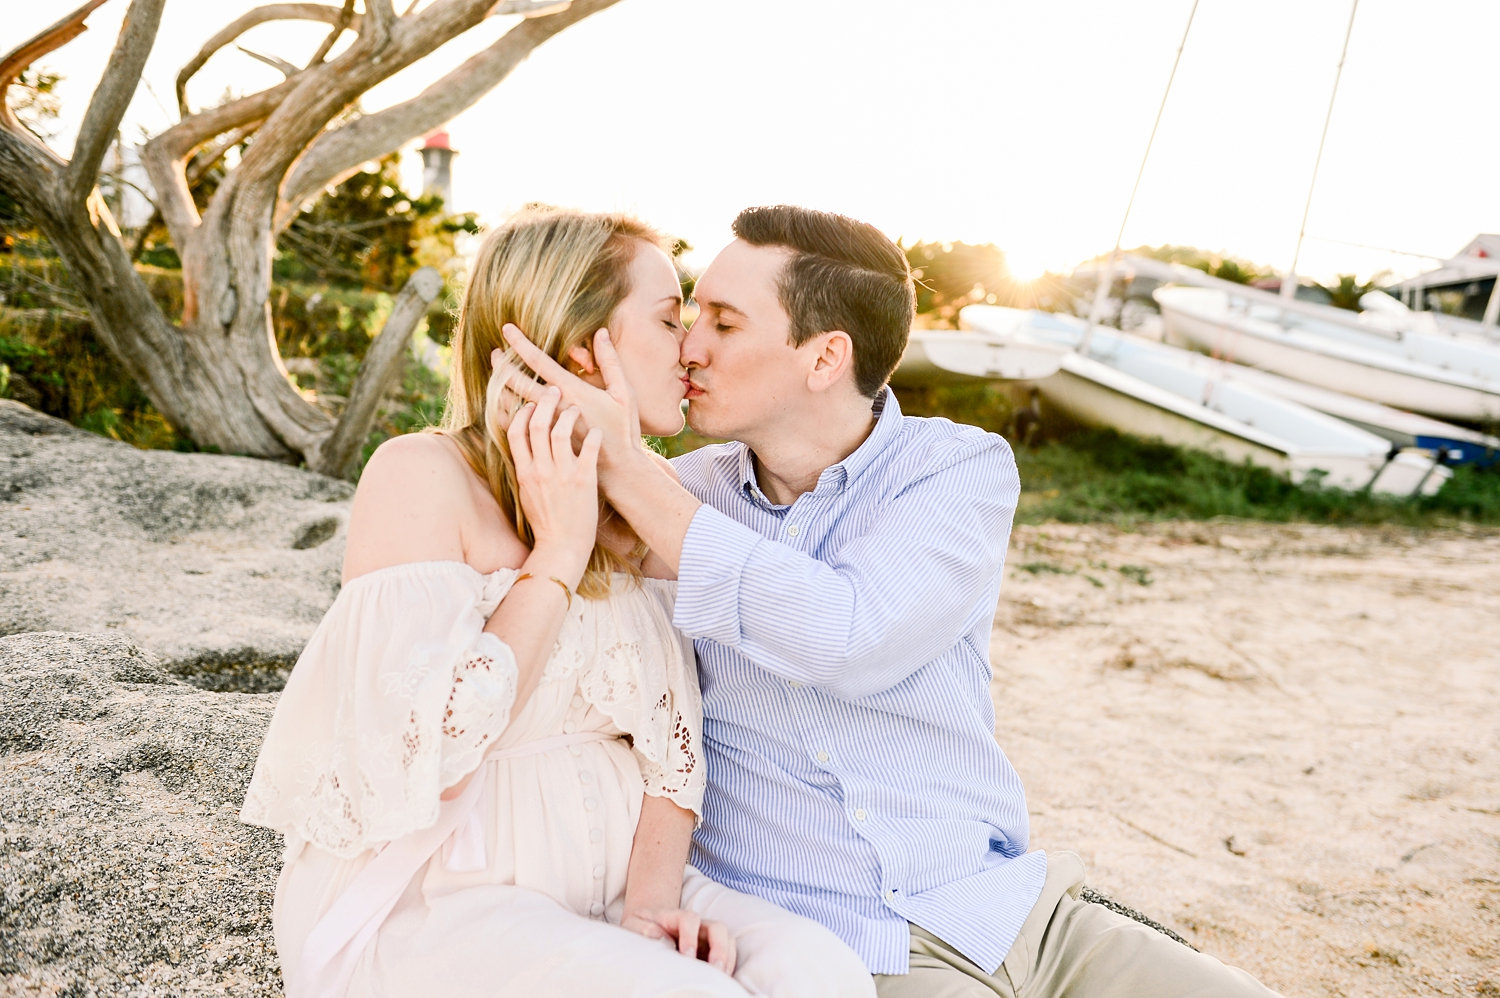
[1082,0,1199,355]
[1282,0,1360,301]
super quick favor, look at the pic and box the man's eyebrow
[698,298,747,318]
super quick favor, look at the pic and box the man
[504,205,1277,996]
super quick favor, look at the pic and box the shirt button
[786,524,800,537]
[788,680,803,689]
[589,828,604,843]
[884,889,896,903]
[854,808,867,821]
[816,751,830,764]
[589,902,604,916]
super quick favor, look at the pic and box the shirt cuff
[672,504,761,644]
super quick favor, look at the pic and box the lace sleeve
[240,563,520,858]
[635,678,705,817]
[568,579,705,817]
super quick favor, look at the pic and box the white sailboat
[1152,345,1499,466]
[890,329,1065,388]
[960,305,1451,496]
[1154,286,1500,424]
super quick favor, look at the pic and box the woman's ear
[565,343,597,376]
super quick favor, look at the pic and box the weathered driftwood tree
[0,0,622,475]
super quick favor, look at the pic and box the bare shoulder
[342,433,479,580]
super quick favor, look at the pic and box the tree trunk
[1,0,625,475]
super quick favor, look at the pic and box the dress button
[854,808,867,821]
[571,694,584,710]
[584,798,598,812]
[568,745,582,757]
[593,864,605,878]
[816,751,830,764]
[563,720,577,734]
[786,524,800,537]
[589,828,604,843]
[579,769,593,784]
[589,902,604,917]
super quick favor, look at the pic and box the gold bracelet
[516,572,573,610]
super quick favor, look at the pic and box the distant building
[1390,234,1500,326]
[419,129,456,208]
[101,135,155,231]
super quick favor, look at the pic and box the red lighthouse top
[420,129,452,151]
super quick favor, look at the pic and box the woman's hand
[496,326,644,484]
[621,908,737,976]
[501,370,603,578]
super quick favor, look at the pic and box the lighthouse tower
[419,129,456,207]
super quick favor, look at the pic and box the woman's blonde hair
[440,206,669,598]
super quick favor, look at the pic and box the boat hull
[1156,290,1500,423]
[891,331,1064,387]
[960,305,1452,496]
[1037,356,1403,492]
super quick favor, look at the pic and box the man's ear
[805,330,855,394]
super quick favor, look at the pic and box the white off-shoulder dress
[241,561,871,998]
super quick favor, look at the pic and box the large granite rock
[0,401,358,993]
[0,400,351,691]
[0,631,282,995]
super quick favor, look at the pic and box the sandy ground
[992,522,1500,998]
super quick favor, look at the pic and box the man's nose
[679,319,707,369]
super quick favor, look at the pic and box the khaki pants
[874,853,1279,998]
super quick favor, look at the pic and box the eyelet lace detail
[241,565,522,858]
[240,564,705,857]
[550,582,705,815]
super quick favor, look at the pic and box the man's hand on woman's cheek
[490,325,641,469]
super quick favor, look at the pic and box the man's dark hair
[731,205,915,398]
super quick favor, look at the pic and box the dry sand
[992,522,1499,997]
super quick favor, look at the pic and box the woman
[240,207,873,998]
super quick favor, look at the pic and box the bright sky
[14,0,1500,282]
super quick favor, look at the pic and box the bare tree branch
[365,0,399,46]
[303,0,357,69]
[129,120,261,260]
[0,0,110,137]
[276,0,623,230]
[66,0,165,207]
[216,0,504,231]
[175,3,363,117]
[311,265,442,476]
[237,45,300,76]
[140,79,294,249]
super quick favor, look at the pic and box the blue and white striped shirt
[671,389,1047,976]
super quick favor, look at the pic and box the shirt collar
[737,386,903,504]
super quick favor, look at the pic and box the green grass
[1012,428,1500,528]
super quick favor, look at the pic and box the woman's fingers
[529,387,561,465]
[506,401,535,474]
[578,426,603,469]
[704,920,736,976]
[551,405,583,458]
[674,910,701,959]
